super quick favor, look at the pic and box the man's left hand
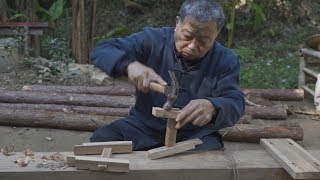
[175,99,216,129]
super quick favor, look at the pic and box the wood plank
[152,107,180,119]
[0,22,49,27]
[0,28,43,35]
[101,148,112,158]
[74,141,132,155]
[165,118,177,147]
[261,138,320,179]
[3,150,320,180]
[75,156,129,172]
[148,139,203,160]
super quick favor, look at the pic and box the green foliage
[8,13,29,21]
[35,0,66,23]
[247,1,266,31]
[233,46,299,88]
[94,25,132,45]
[41,36,72,62]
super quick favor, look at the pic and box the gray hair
[178,0,225,30]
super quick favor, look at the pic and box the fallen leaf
[45,137,53,141]
[1,145,15,156]
[23,148,34,156]
[15,156,30,167]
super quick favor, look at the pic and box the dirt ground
[0,65,319,153]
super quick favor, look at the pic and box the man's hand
[175,99,216,129]
[127,61,167,93]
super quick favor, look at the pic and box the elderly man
[89,0,244,151]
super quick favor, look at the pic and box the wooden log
[0,108,121,131]
[245,106,288,120]
[0,103,129,116]
[0,90,135,108]
[22,84,135,96]
[220,124,304,143]
[242,89,304,101]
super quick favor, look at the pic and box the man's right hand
[127,61,167,93]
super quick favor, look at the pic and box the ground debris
[1,145,15,156]
[41,152,65,162]
[23,148,34,157]
[15,156,30,167]
[36,161,68,170]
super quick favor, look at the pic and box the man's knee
[90,124,124,142]
[194,134,223,151]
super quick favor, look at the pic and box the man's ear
[175,16,180,26]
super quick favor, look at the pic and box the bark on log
[245,106,288,120]
[220,124,304,143]
[0,103,129,116]
[22,84,135,96]
[0,108,122,131]
[242,89,304,101]
[0,90,135,108]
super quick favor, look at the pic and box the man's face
[174,16,219,60]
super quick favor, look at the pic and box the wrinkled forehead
[178,16,218,35]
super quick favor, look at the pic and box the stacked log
[0,85,305,142]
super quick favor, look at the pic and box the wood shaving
[23,148,34,157]
[1,145,15,156]
[15,156,30,167]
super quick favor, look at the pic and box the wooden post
[165,118,177,147]
[71,0,88,64]
[89,0,97,51]
[298,54,306,89]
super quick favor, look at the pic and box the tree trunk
[0,108,122,131]
[88,0,96,51]
[22,84,135,96]
[242,89,304,101]
[220,124,304,143]
[245,106,287,120]
[71,0,88,64]
[0,90,135,108]
[0,103,129,116]
[0,0,8,22]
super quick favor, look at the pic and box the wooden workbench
[1,150,319,180]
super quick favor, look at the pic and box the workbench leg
[165,118,177,147]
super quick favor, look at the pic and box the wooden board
[75,156,129,172]
[261,138,320,179]
[165,118,177,147]
[148,139,203,160]
[74,141,132,155]
[3,150,320,180]
[152,107,180,119]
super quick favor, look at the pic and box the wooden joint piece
[148,138,203,160]
[74,141,132,155]
[152,107,180,119]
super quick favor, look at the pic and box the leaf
[48,0,65,22]
[226,23,234,30]
[8,14,29,21]
[1,145,15,156]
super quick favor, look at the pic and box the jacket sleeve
[89,30,150,77]
[206,57,245,130]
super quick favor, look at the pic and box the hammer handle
[150,82,165,94]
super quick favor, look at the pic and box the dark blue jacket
[90,27,245,140]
